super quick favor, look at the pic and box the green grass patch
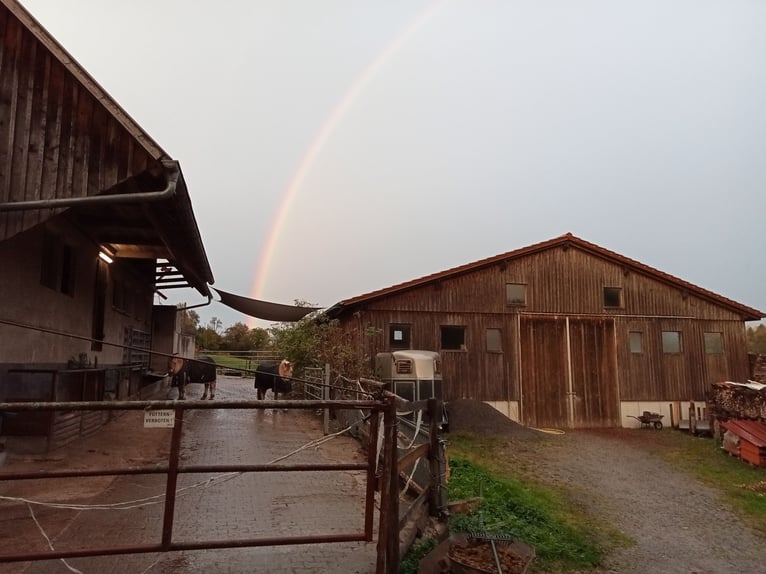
[207,354,252,373]
[399,537,438,574]
[445,455,604,572]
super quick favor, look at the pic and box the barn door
[520,316,619,429]
[519,317,569,429]
[567,318,620,428]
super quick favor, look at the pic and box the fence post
[323,363,330,435]
[161,406,184,549]
[427,398,445,516]
[386,395,400,574]
[376,395,400,574]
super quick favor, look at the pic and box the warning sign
[144,409,176,428]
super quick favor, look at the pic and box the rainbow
[249,2,444,317]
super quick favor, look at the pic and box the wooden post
[427,398,441,516]
[689,401,697,434]
[386,397,400,574]
[375,397,399,574]
[322,363,330,435]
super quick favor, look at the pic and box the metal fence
[0,397,405,572]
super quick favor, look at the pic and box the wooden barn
[326,233,764,429]
[0,0,213,450]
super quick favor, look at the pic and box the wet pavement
[0,376,379,573]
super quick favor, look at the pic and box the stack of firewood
[709,381,766,421]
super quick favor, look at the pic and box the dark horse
[254,360,293,400]
[168,354,217,400]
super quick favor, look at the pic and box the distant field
[201,353,279,375]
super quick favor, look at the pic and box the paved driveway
[0,376,378,574]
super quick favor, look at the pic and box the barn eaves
[325,233,765,322]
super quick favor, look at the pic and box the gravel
[445,400,766,574]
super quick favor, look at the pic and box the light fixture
[98,250,114,264]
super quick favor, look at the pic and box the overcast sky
[20,0,766,329]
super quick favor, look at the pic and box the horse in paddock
[253,359,293,400]
[167,354,218,400]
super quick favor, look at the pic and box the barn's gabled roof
[326,233,765,321]
[0,0,213,298]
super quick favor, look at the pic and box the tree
[196,326,222,350]
[747,323,766,354]
[179,308,200,334]
[208,317,223,334]
[270,301,377,377]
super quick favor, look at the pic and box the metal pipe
[0,533,369,563]
[161,407,184,549]
[0,462,368,481]
[180,296,212,310]
[0,160,179,212]
[0,399,381,412]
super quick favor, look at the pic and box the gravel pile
[445,399,543,439]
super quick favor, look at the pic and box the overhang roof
[326,233,765,321]
[0,0,213,298]
[63,161,214,298]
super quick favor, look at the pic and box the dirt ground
[445,400,766,574]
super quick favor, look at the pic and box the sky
[19,0,766,330]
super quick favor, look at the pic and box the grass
[401,430,766,573]
[206,354,253,373]
[441,433,625,574]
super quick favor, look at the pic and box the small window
[704,332,723,354]
[506,283,526,305]
[486,329,502,353]
[604,287,622,308]
[629,331,643,353]
[389,324,411,349]
[441,325,466,350]
[662,331,682,354]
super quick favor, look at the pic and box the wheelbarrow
[627,411,663,430]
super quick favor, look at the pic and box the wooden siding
[0,4,160,241]
[617,318,750,401]
[336,243,754,428]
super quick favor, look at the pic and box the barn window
[506,283,526,305]
[704,332,723,354]
[441,325,466,350]
[662,331,682,354]
[629,331,643,353]
[604,287,622,308]
[389,324,411,349]
[486,329,502,353]
[40,230,76,296]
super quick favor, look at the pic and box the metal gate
[0,396,404,573]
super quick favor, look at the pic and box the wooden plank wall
[0,5,158,240]
[337,244,753,426]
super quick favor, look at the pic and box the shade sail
[213,288,320,322]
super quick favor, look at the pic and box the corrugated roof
[326,233,764,321]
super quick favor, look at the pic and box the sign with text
[144,409,176,428]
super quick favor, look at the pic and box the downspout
[0,160,179,211]
[183,296,213,310]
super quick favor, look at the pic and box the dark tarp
[213,288,320,322]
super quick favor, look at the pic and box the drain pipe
[0,160,180,212]
[182,296,213,310]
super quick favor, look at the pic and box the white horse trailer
[375,350,447,430]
